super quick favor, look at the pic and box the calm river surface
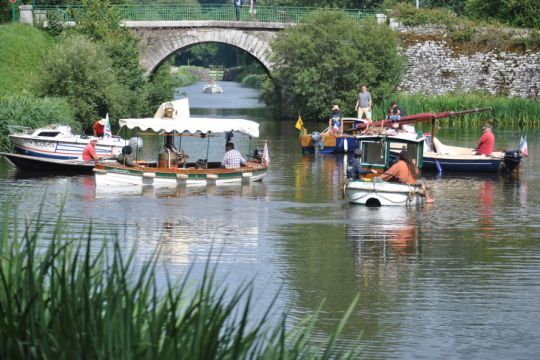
[1,81,539,359]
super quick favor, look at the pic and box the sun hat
[332,105,340,111]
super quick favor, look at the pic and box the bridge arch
[133,26,280,75]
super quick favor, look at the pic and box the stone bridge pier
[127,21,290,75]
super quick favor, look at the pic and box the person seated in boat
[117,145,141,167]
[93,119,105,138]
[328,105,343,135]
[222,142,246,169]
[475,124,495,156]
[387,101,403,121]
[347,148,378,179]
[82,139,101,162]
[377,150,434,203]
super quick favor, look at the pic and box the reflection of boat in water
[94,98,269,188]
[345,134,426,206]
[9,124,128,160]
[202,82,223,94]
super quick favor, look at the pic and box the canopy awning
[119,117,260,138]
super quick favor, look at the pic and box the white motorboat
[202,83,223,94]
[9,124,129,160]
[345,134,426,206]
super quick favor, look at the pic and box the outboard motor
[503,150,522,172]
[311,131,324,150]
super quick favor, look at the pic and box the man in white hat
[328,104,343,135]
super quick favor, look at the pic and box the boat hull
[301,136,358,154]
[345,179,423,206]
[1,152,95,174]
[422,154,502,172]
[94,164,267,188]
[10,135,125,160]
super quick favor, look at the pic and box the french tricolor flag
[519,136,528,157]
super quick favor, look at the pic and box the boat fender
[242,172,253,184]
[142,172,155,185]
[176,173,189,186]
[207,173,218,185]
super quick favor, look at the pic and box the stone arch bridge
[126,21,289,75]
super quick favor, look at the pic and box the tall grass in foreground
[0,208,362,359]
[394,93,540,130]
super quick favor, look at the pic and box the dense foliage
[265,11,404,119]
[35,34,127,130]
[0,206,363,358]
[0,95,78,151]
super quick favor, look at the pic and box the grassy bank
[0,23,54,96]
[391,93,540,129]
[172,66,203,86]
[0,207,362,358]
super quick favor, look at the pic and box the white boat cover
[119,117,260,138]
[120,98,260,137]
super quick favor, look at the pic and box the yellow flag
[295,115,304,130]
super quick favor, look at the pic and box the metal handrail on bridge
[33,4,377,23]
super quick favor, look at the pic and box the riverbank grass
[394,93,540,129]
[0,208,362,358]
[0,23,53,96]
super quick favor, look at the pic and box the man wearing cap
[475,125,495,156]
[82,139,101,161]
[347,148,378,179]
[328,105,343,135]
[93,119,105,138]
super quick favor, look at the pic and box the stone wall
[397,26,540,98]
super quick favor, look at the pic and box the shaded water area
[1,82,539,358]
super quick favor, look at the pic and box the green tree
[35,34,128,130]
[265,10,404,119]
[465,0,539,29]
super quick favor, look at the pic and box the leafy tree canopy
[36,34,128,129]
[267,10,404,119]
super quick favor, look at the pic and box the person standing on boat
[222,142,246,168]
[475,125,495,156]
[355,85,372,124]
[233,0,242,21]
[378,150,434,203]
[93,119,105,138]
[82,139,101,162]
[328,105,343,135]
[347,148,377,179]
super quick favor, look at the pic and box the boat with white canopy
[94,98,269,188]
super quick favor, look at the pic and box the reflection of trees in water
[293,154,346,202]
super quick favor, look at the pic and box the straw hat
[332,105,340,111]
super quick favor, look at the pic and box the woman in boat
[379,150,434,203]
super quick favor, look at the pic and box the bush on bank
[265,11,404,120]
[0,95,78,152]
[0,207,363,359]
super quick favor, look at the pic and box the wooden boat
[94,98,268,188]
[9,124,131,160]
[345,134,426,206]
[300,118,365,154]
[0,151,95,174]
[202,83,223,94]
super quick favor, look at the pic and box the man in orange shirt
[379,150,434,203]
[82,139,100,161]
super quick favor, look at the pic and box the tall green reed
[385,93,540,130]
[0,205,362,359]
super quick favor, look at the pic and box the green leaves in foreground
[0,208,363,359]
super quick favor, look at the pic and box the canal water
[1,81,539,359]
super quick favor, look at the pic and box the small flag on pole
[295,115,304,130]
[519,136,528,157]
[262,140,270,165]
[103,113,112,138]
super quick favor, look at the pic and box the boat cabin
[357,135,424,171]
